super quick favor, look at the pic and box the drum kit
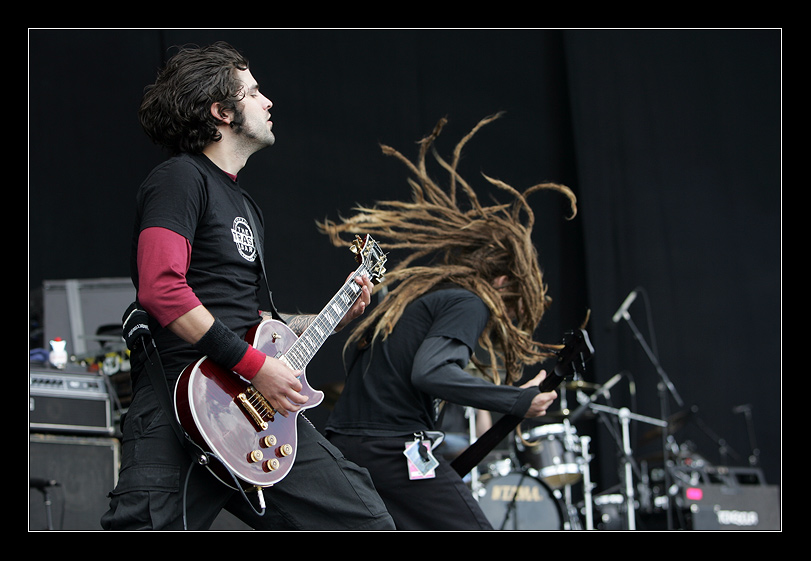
[464,374,675,531]
[462,292,772,531]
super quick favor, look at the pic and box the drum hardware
[512,372,608,490]
[578,435,595,530]
[467,372,627,530]
[498,374,621,529]
[466,368,711,531]
[588,403,667,530]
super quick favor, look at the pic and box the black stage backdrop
[28,29,781,498]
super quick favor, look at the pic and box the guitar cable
[181,449,268,530]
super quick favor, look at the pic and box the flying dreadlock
[318,113,578,385]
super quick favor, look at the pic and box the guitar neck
[450,367,569,477]
[282,265,369,371]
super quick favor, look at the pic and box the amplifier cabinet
[29,369,114,435]
[683,483,781,530]
[29,433,120,530]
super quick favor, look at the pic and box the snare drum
[515,423,582,489]
[477,472,564,530]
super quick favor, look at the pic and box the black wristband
[193,318,249,370]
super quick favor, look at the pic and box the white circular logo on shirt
[231,216,257,262]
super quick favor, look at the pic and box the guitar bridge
[238,387,276,430]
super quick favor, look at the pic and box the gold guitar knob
[249,450,264,463]
[262,435,277,447]
[265,458,280,471]
[279,444,293,457]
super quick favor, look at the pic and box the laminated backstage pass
[404,438,439,480]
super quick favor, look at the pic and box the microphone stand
[616,308,683,530]
[732,404,759,468]
[30,480,58,530]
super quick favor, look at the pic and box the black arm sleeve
[411,336,539,417]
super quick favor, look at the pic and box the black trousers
[100,383,394,530]
[327,432,493,531]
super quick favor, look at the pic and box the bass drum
[477,472,565,530]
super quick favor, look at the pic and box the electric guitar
[174,234,387,490]
[451,328,594,477]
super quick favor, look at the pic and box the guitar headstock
[350,234,387,285]
[538,328,595,393]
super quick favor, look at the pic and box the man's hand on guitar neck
[336,273,373,332]
[276,274,373,336]
[521,370,559,418]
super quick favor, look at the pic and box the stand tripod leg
[620,408,636,530]
[580,435,594,530]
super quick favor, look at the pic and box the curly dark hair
[139,41,250,155]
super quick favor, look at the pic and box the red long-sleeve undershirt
[136,226,265,379]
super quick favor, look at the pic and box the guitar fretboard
[282,266,369,371]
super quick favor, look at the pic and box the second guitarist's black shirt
[325,287,540,437]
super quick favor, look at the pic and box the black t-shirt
[326,287,539,437]
[130,152,265,378]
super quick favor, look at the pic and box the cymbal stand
[579,435,595,530]
[564,372,624,530]
[590,403,667,530]
[555,384,594,530]
[464,406,481,491]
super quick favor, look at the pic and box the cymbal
[543,407,595,421]
[565,380,601,392]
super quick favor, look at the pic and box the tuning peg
[350,235,365,254]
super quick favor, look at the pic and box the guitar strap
[243,197,284,323]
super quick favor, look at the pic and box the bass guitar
[451,328,594,477]
[174,234,387,489]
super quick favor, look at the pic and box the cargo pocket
[101,464,181,530]
[316,439,391,521]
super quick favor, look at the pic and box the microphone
[30,478,60,491]
[612,290,638,323]
[598,371,624,396]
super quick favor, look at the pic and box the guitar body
[174,234,386,490]
[175,318,324,489]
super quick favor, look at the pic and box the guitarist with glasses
[319,114,580,531]
[101,42,394,531]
